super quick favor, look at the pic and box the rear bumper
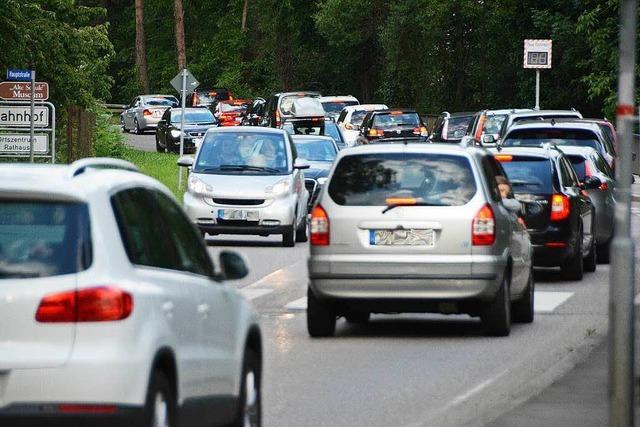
[532,244,574,267]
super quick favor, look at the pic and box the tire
[141,370,176,427]
[121,116,127,132]
[512,268,535,323]
[282,226,295,247]
[345,312,370,324]
[597,238,611,264]
[295,214,308,243]
[561,229,583,281]
[232,349,261,427]
[155,136,163,153]
[134,118,144,135]
[307,287,336,337]
[481,273,511,337]
[583,235,597,273]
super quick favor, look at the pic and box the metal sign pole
[609,0,637,425]
[29,70,35,162]
[178,68,187,190]
[535,69,540,110]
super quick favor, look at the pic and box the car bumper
[139,116,162,129]
[531,244,575,267]
[167,137,197,153]
[184,191,297,236]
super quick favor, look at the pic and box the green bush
[91,105,125,159]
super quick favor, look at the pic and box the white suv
[0,159,262,427]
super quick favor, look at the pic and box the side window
[337,110,348,124]
[559,158,579,187]
[481,156,502,202]
[162,109,170,122]
[288,135,298,162]
[130,97,138,108]
[111,188,181,270]
[593,153,613,178]
[152,191,215,277]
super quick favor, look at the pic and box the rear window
[372,113,420,129]
[219,103,248,113]
[280,94,318,115]
[446,116,473,139]
[482,114,507,135]
[503,129,601,151]
[328,153,477,206]
[322,101,358,115]
[350,110,369,126]
[499,157,553,194]
[144,97,177,106]
[0,201,91,278]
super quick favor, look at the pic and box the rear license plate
[217,209,259,221]
[153,110,163,118]
[370,229,435,246]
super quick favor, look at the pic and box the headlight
[265,179,291,196]
[317,177,328,185]
[170,129,184,139]
[188,176,213,196]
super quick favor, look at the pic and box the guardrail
[103,103,126,115]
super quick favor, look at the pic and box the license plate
[235,117,242,122]
[370,229,435,246]
[217,209,259,221]
[153,110,163,118]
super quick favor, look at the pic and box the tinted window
[560,158,579,187]
[482,114,507,135]
[328,153,477,206]
[0,201,91,278]
[322,101,358,115]
[337,110,348,123]
[446,116,473,140]
[152,191,215,277]
[293,138,337,162]
[500,158,553,194]
[372,113,420,129]
[568,156,587,181]
[350,110,370,126]
[481,156,503,202]
[171,109,215,124]
[503,129,601,151]
[144,97,178,106]
[593,152,613,178]
[111,188,180,270]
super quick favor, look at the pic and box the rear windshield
[219,103,249,113]
[446,116,473,139]
[0,201,91,278]
[322,101,358,115]
[293,138,337,162]
[568,156,587,181]
[144,97,177,106]
[328,153,476,206]
[350,110,370,126]
[483,114,507,135]
[372,113,420,129]
[499,157,553,194]
[171,109,215,124]
[503,129,601,151]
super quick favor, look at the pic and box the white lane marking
[284,297,308,310]
[534,291,574,313]
[239,288,273,301]
[447,369,509,408]
[283,291,574,313]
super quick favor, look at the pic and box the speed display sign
[524,39,552,69]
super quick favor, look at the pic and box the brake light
[143,109,152,116]
[599,182,609,191]
[390,111,403,115]
[413,126,428,136]
[275,110,281,127]
[474,114,486,142]
[59,404,118,414]
[550,194,570,221]
[386,197,417,205]
[494,154,513,162]
[36,287,133,323]
[472,204,495,246]
[368,128,384,137]
[310,205,330,246]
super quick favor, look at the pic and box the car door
[559,157,593,251]
[158,109,171,148]
[124,98,136,128]
[288,134,306,224]
[152,190,238,398]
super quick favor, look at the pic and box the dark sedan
[155,108,218,153]
[291,135,338,211]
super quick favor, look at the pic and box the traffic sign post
[171,69,199,190]
[29,70,35,162]
[0,100,56,163]
[524,39,552,110]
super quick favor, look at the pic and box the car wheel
[295,214,308,243]
[561,229,584,281]
[155,136,163,153]
[282,226,295,247]
[141,370,176,427]
[583,236,597,273]
[121,116,127,132]
[307,287,336,337]
[597,237,611,264]
[481,273,511,337]
[512,268,534,323]
[232,348,261,427]
[134,118,143,135]
[345,312,370,324]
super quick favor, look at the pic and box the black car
[429,111,475,143]
[261,91,321,128]
[355,109,428,145]
[495,145,597,280]
[155,108,218,153]
[242,98,266,126]
[290,135,339,212]
[186,87,232,109]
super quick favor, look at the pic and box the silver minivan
[307,143,534,337]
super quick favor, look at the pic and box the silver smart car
[307,143,534,337]
[180,127,310,247]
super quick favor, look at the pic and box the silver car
[561,146,616,262]
[121,94,179,134]
[180,127,310,247]
[307,143,534,337]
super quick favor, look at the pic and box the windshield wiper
[220,165,280,173]
[382,202,446,214]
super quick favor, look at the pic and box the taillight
[59,404,118,414]
[413,126,428,136]
[36,287,133,323]
[494,154,513,162]
[550,194,570,221]
[474,114,486,142]
[368,128,384,137]
[143,109,152,116]
[599,182,609,191]
[310,205,330,246]
[472,204,495,246]
[193,93,200,106]
[275,110,281,127]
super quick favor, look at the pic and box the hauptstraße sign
[0,81,49,101]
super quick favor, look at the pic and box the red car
[214,99,252,126]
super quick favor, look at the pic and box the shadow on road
[333,316,488,338]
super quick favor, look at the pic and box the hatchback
[356,109,428,145]
[0,158,262,427]
[307,143,534,337]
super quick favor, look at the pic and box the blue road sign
[6,69,33,81]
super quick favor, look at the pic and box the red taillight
[472,204,495,246]
[494,154,513,162]
[58,404,118,414]
[474,114,486,142]
[412,126,428,136]
[368,128,384,137]
[310,205,330,246]
[143,109,152,116]
[36,287,133,323]
[599,182,609,191]
[550,194,570,221]
[193,93,200,106]
[275,110,281,127]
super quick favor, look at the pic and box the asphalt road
[124,132,640,426]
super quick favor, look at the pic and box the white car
[336,104,388,146]
[0,158,262,427]
[180,127,310,247]
[319,95,359,120]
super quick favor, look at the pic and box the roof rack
[69,158,139,178]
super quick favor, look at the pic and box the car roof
[319,96,358,102]
[507,119,601,133]
[342,104,388,113]
[497,145,564,159]
[371,109,418,115]
[207,126,287,135]
[143,94,177,99]
[338,141,485,158]
[275,91,321,98]
[554,145,600,157]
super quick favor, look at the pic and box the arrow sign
[171,69,199,94]
[0,82,49,101]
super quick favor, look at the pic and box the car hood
[191,172,290,198]
[303,161,333,179]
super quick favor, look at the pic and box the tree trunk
[241,0,249,31]
[174,0,186,70]
[134,0,149,93]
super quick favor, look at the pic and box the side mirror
[217,251,248,281]
[172,102,179,108]
[583,176,602,189]
[481,134,496,145]
[294,159,310,169]
[177,155,194,167]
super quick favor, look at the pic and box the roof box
[290,97,325,118]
